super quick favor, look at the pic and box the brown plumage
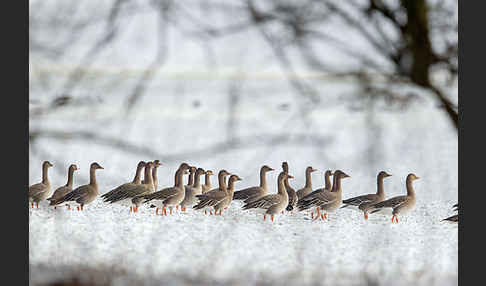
[242,171,293,222]
[201,170,214,194]
[47,164,79,209]
[53,162,104,211]
[29,161,53,208]
[341,171,392,220]
[193,170,231,214]
[295,166,318,200]
[142,163,190,215]
[213,174,242,215]
[101,161,146,201]
[366,173,419,223]
[282,162,297,212]
[233,165,274,203]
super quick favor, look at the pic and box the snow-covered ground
[29,87,458,285]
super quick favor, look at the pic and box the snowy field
[29,82,458,286]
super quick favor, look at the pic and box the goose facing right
[47,164,79,209]
[341,171,392,220]
[295,166,318,200]
[366,173,419,223]
[201,170,214,194]
[242,171,293,222]
[233,165,274,203]
[53,162,104,211]
[29,161,53,208]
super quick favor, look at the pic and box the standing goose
[296,166,318,200]
[282,162,297,213]
[296,170,333,219]
[366,173,419,223]
[242,171,293,222]
[341,171,392,220]
[201,170,214,194]
[193,170,231,215]
[103,162,155,213]
[180,167,205,211]
[233,165,274,203]
[53,162,104,211]
[29,161,53,208]
[142,163,190,216]
[47,164,79,210]
[298,170,350,221]
[142,160,162,191]
[101,161,146,201]
[213,174,242,215]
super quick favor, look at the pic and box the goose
[103,162,155,213]
[365,173,419,223]
[142,163,190,215]
[296,170,333,219]
[193,170,231,215]
[296,166,318,200]
[233,165,274,203]
[341,171,392,220]
[442,203,459,223]
[53,162,104,211]
[298,170,350,220]
[180,167,205,211]
[29,161,53,208]
[282,162,297,213]
[242,171,293,222]
[213,174,242,215]
[101,161,146,201]
[47,164,79,210]
[142,160,162,191]
[201,170,214,194]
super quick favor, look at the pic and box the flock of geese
[28,160,459,223]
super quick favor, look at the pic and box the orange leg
[169,208,173,215]
[264,214,266,221]
[77,206,80,211]
[204,210,207,215]
[321,212,327,220]
[182,206,186,212]
[163,207,167,216]
[364,212,369,220]
[271,215,274,222]
[31,202,34,208]
[130,207,133,214]
[311,212,314,219]
[67,205,71,210]
[209,210,213,215]
[36,202,39,209]
[81,205,84,211]
[176,205,179,211]
[156,208,159,215]
[219,209,223,216]
[135,206,138,213]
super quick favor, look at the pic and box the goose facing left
[29,161,53,208]
[53,162,104,211]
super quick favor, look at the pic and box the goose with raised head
[142,163,190,215]
[365,173,419,223]
[202,170,214,194]
[297,169,333,219]
[104,162,155,213]
[298,170,350,221]
[341,171,392,220]
[193,170,231,215]
[180,167,205,211]
[142,160,162,191]
[233,165,274,203]
[213,174,242,215]
[282,162,297,213]
[47,164,79,209]
[29,161,53,208]
[101,161,146,201]
[296,166,318,200]
[242,171,293,222]
[53,162,104,211]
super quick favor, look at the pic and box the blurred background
[29,0,457,284]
